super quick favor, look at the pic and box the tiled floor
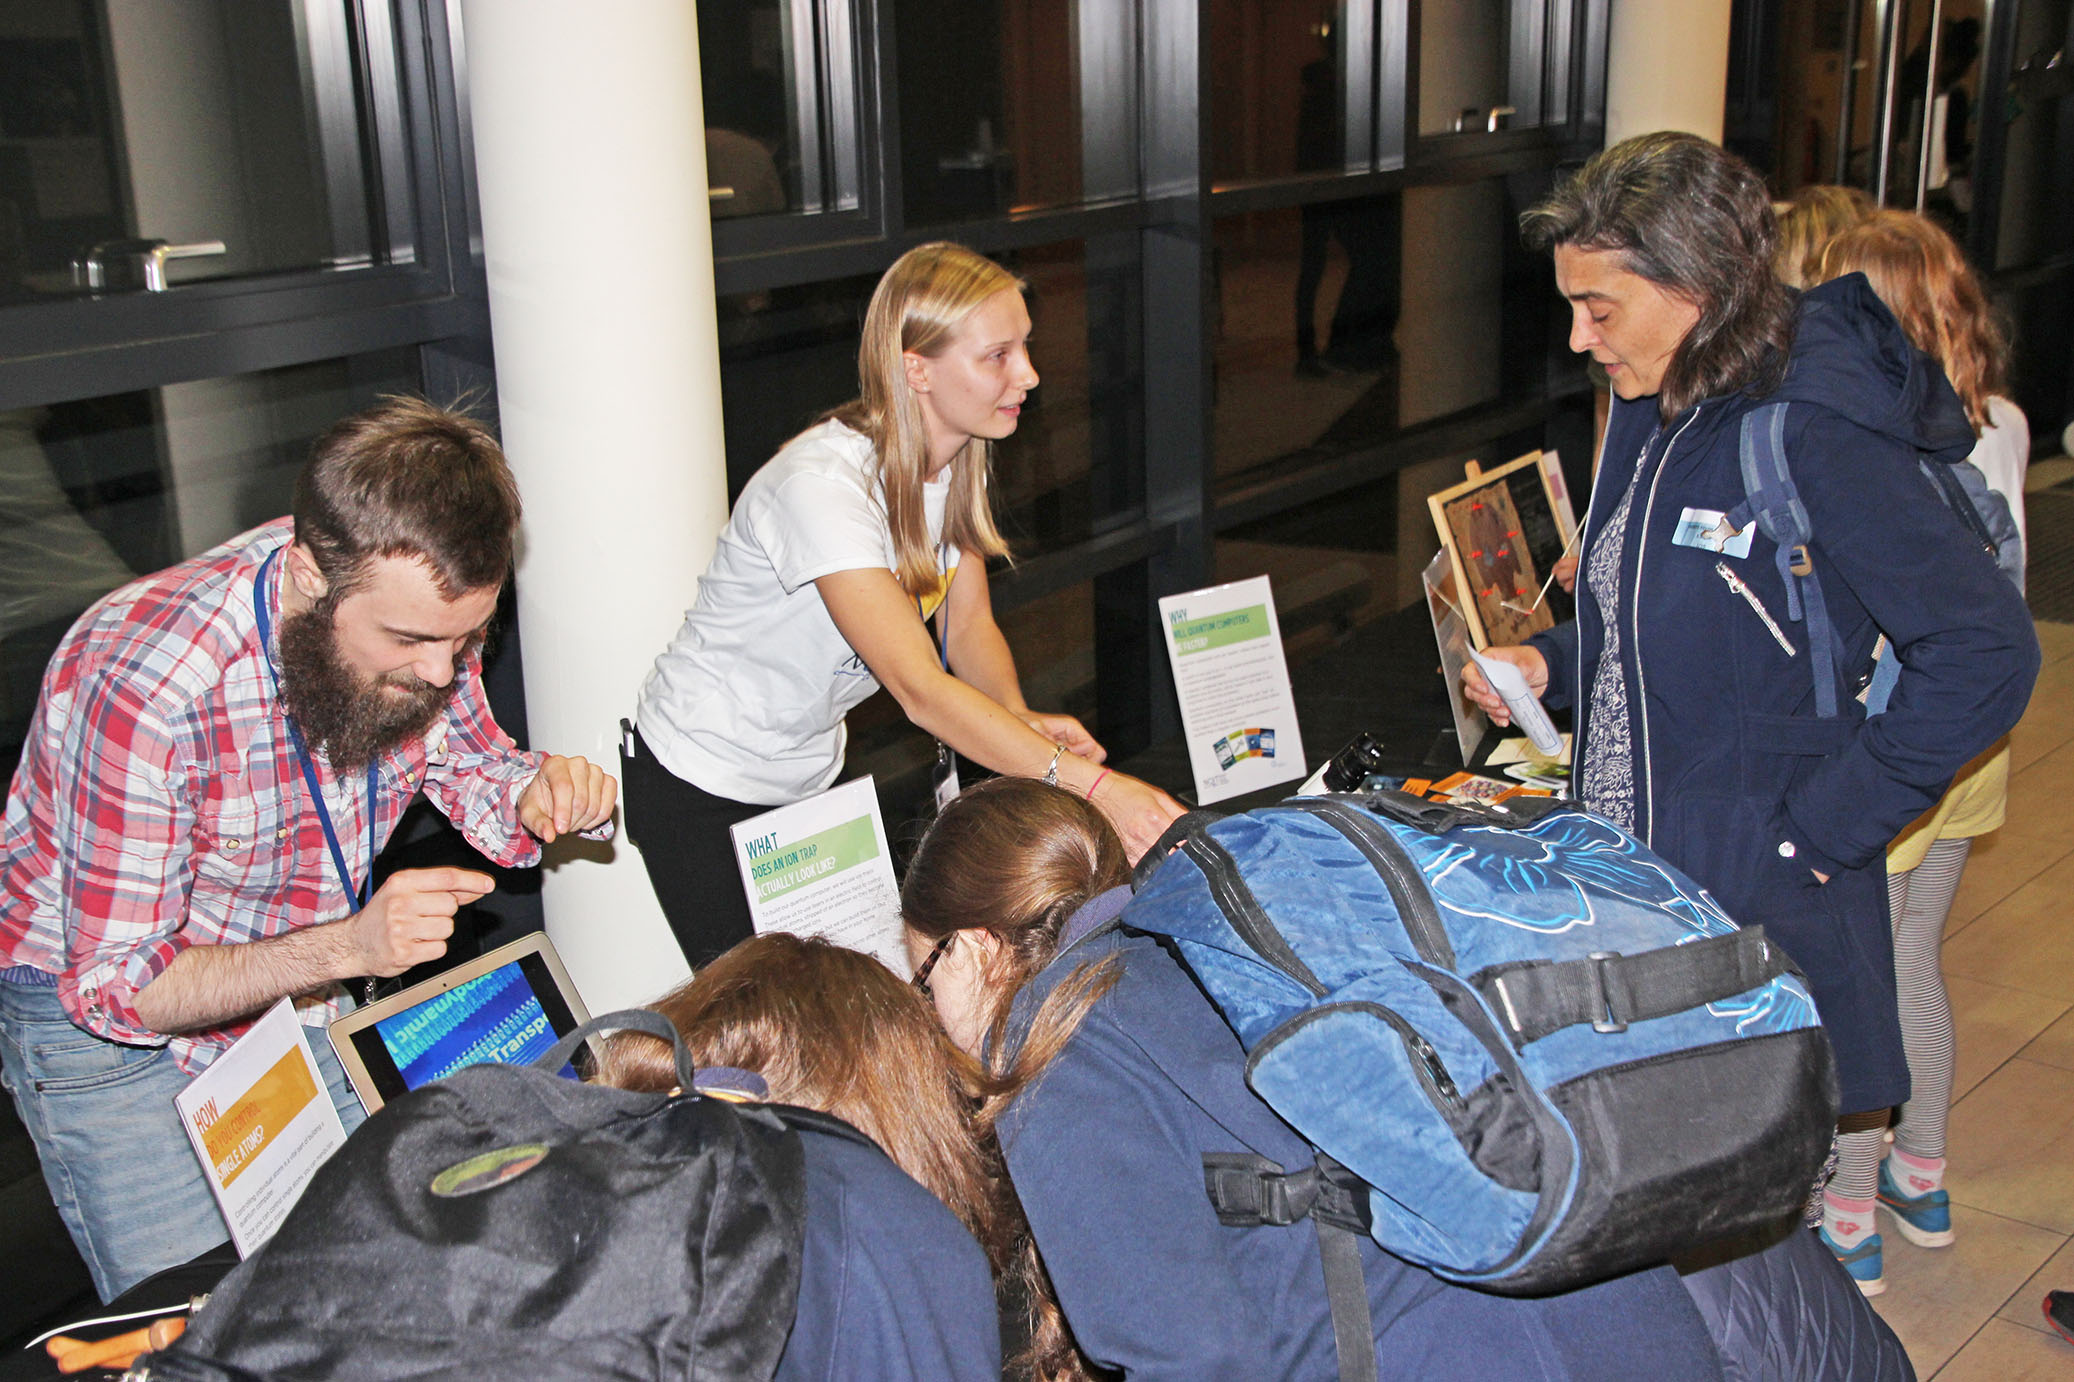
[1869,617,2074,1378]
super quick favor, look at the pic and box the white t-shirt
[637,420,957,804]
[1968,395,2029,556]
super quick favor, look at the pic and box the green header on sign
[747,815,880,902]
[1170,604,1270,655]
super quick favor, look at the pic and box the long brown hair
[900,777,1134,1382]
[900,776,1133,1108]
[593,932,1093,1382]
[828,242,1018,599]
[1816,210,2007,432]
[1522,132,1797,422]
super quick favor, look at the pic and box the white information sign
[175,998,347,1257]
[729,775,907,975]
[1158,576,1306,804]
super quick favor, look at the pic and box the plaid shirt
[0,521,546,1072]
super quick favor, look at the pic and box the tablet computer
[327,933,591,1113]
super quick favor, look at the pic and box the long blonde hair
[829,242,1018,599]
[1774,184,1874,289]
[1817,209,2007,431]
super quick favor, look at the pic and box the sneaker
[1820,1224,1886,1296]
[2046,1291,2074,1345]
[1878,1158,1955,1248]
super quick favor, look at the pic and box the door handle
[1453,106,1518,133]
[71,238,229,292]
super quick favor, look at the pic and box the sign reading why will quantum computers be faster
[729,775,907,976]
[1159,575,1306,804]
[175,997,348,1257]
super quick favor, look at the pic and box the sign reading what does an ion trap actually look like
[1158,575,1306,804]
[729,775,907,976]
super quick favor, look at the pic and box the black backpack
[141,1011,843,1382]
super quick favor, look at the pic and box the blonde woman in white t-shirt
[628,242,1185,966]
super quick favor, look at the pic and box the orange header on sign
[197,1045,318,1188]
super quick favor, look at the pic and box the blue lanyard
[916,543,952,673]
[253,549,379,913]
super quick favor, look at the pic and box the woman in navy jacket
[904,777,1733,1380]
[1465,134,2039,1120]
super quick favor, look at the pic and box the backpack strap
[1474,927,1792,1046]
[1730,402,1843,719]
[1131,809,1227,891]
[537,1007,697,1088]
[1203,1152,1377,1382]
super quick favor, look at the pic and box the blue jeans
[0,979,366,1301]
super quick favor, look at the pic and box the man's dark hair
[293,397,520,597]
[1521,132,1796,421]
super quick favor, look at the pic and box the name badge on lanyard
[920,543,960,811]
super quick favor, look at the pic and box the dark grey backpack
[144,1011,830,1382]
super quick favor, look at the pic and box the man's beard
[277,602,458,772]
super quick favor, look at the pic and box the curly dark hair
[1521,132,1797,422]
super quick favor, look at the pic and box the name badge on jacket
[1672,506,1754,558]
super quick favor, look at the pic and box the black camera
[1320,732,1388,793]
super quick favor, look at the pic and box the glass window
[896,0,1136,226]
[0,347,420,779]
[1417,0,1552,136]
[0,1,412,304]
[1212,197,1405,482]
[1210,2,1361,186]
[715,239,1142,552]
[699,0,859,218]
[1212,177,1556,489]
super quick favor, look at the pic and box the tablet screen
[345,950,582,1104]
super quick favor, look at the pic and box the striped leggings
[1830,835,1973,1197]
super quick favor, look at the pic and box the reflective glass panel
[0,348,420,779]
[1212,178,1557,488]
[1213,197,1406,481]
[896,0,1136,225]
[699,0,858,218]
[1418,0,1550,136]
[1210,2,1355,186]
[0,0,408,304]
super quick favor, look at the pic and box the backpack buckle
[1587,951,1628,1033]
[1787,544,1813,578]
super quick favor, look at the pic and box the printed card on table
[1158,576,1306,804]
[730,776,907,976]
[175,998,347,1257]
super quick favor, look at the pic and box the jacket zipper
[1713,561,1797,655]
[1630,408,1704,849]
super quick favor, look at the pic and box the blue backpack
[1732,399,2024,718]
[1124,791,1838,1302]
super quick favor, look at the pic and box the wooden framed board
[1427,450,1576,650]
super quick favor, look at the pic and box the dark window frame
[0,0,489,411]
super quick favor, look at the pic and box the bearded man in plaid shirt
[0,398,616,1300]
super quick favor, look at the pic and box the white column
[1605,0,1735,146]
[458,0,725,1010]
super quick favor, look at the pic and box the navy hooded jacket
[1528,273,2039,1113]
[998,922,1728,1379]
